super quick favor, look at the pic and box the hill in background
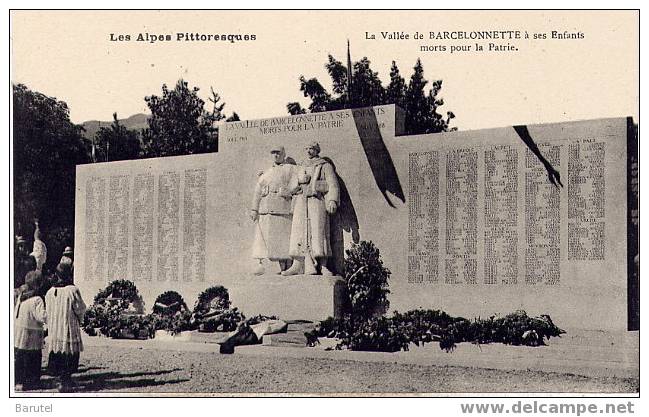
[81,113,149,139]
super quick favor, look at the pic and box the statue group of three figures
[250,142,340,276]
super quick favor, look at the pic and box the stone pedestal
[261,322,316,347]
[228,274,347,322]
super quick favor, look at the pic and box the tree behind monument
[287,56,456,135]
[141,79,239,157]
[93,113,141,162]
[12,83,91,269]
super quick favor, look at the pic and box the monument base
[228,274,347,322]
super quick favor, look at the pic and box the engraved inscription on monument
[83,177,106,281]
[182,168,207,282]
[405,137,615,289]
[484,145,519,285]
[407,151,440,284]
[568,140,606,261]
[524,144,561,285]
[132,173,155,281]
[81,165,209,285]
[157,171,180,282]
[445,149,478,285]
[107,175,130,281]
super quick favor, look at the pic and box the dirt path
[27,345,638,394]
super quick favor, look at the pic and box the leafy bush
[305,315,408,352]
[395,309,565,351]
[344,241,391,320]
[309,316,346,339]
[339,316,410,352]
[475,311,564,346]
[391,309,465,347]
[305,309,565,353]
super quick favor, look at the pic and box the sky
[10,10,638,131]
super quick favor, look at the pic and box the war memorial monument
[73,105,638,333]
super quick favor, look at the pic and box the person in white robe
[45,263,86,392]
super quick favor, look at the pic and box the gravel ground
[25,344,638,394]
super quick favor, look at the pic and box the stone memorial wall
[75,105,636,330]
[76,155,213,304]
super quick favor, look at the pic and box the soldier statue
[250,146,297,275]
[282,142,340,276]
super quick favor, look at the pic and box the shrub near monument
[306,242,565,352]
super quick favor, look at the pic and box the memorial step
[229,274,347,322]
[261,321,317,347]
